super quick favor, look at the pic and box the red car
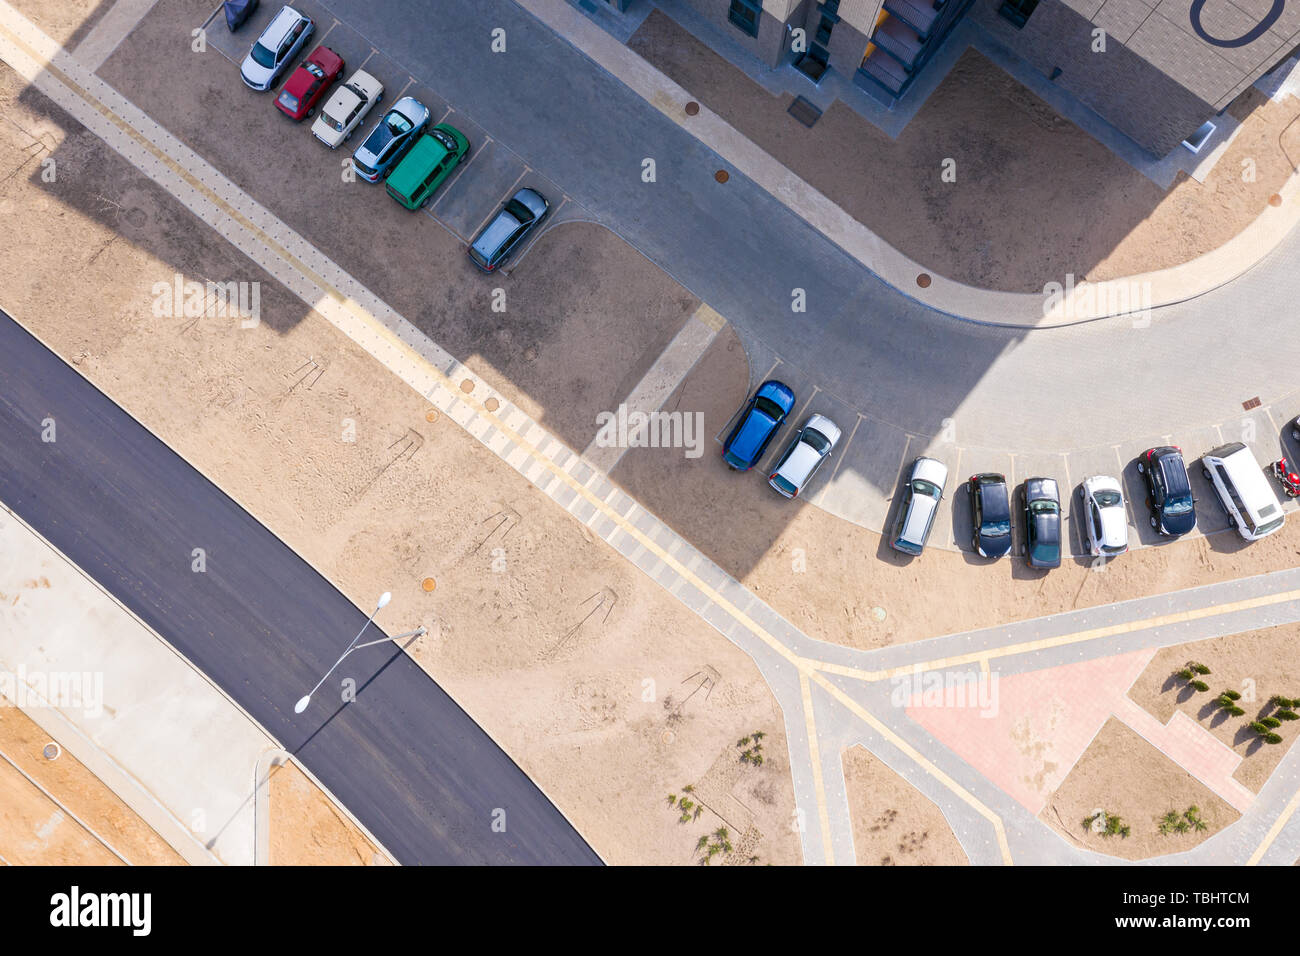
[274,45,344,121]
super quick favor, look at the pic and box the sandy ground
[1128,626,1300,792]
[1041,717,1237,860]
[269,761,387,865]
[841,745,968,865]
[0,62,805,865]
[0,699,184,865]
[630,10,1300,293]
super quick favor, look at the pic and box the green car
[384,124,469,210]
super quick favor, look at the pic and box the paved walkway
[523,0,1300,327]
[0,505,271,864]
[7,0,1300,866]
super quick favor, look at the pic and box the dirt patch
[0,700,184,865]
[269,760,386,865]
[630,9,1299,292]
[1128,626,1300,792]
[1041,718,1237,861]
[0,62,802,865]
[842,745,967,865]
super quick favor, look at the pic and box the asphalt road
[0,312,600,866]
[314,0,1300,455]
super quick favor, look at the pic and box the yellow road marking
[800,673,835,864]
[1248,787,1300,865]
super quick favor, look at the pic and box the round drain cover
[422,577,437,593]
[714,169,729,184]
[871,606,887,622]
[916,273,932,288]
[484,397,500,412]
[43,743,60,760]
[685,101,699,116]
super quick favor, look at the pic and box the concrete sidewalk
[524,0,1300,327]
[0,502,393,865]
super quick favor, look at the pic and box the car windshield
[1029,499,1058,514]
[753,396,784,419]
[1257,515,1285,536]
[1165,495,1194,515]
[352,156,376,176]
[324,111,345,132]
[1101,542,1126,555]
[911,478,940,499]
[771,474,798,496]
[306,62,325,79]
[387,113,413,135]
[277,92,299,112]
[1094,489,1122,508]
[504,199,534,223]
[802,430,830,454]
[1031,540,1060,563]
[250,42,277,68]
[981,518,1011,536]
[430,129,457,151]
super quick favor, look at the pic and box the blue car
[723,380,796,471]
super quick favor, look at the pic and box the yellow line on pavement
[1248,787,1300,865]
[799,673,835,864]
[817,587,1300,682]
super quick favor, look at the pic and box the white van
[1201,443,1285,541]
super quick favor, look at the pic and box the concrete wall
[798,1,875,75]
[677,0,795,65]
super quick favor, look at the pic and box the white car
[1081,475,1128,557]
[311,69,384,149]
[768,414,841,499]
[891,456,948,556]
[240,5,314,92]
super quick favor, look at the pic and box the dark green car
[384,124,469,210]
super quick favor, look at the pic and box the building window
[998,0,1039,28]
[728,0,761,37]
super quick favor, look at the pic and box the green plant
[1176,668,1194,681]
[1191,663,1211,675]
[1190,680,1210,692]
[1222,689,1241,700]
[1228,705,1246,716]
[1277,710,1299,721]
[1262,716,1282,728]
[1083,811,1130,839]
[1266,732,1283,744]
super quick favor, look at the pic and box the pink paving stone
[904,649,1156,814]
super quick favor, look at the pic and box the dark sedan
[1022,476,1062,569]
[722,380,795,471]
[969,473,1012,558]
[1137,445,1196,536]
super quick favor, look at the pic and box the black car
[1136,446,1196,536]
[969,473,1012,558]
[1022,476,1062,569]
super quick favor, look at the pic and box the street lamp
[294,592,426,714]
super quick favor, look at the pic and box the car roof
[387,135,448,190]
[755,380,795,411]
[804,414,840,446]
[472,208,523,258]
[309,45,343,71]
[729,407,778,462]
[1097,505,1127,545]
[911,456,948,487]
[776,438,823,484]
[262,6,305,42]
[900,491,938,544]
[1025,476,1059,499]
[511,187,548,218]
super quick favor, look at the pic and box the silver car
[240,6,314,92]
[351,96,430,183]
[891,457,948,556]
[767,414,841,499]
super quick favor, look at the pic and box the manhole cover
[871,606,887,622]
[425,410,439,423]
[1270,193,1283,207]
[684,101,699,116]
[661,730,675,744]
[484,397,500,412]
[714,169,729,184]
[916,273,932,288]
[459,379,475,393]
[421,577,437,593]
[42,743,60,760]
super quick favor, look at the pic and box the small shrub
[1277,709,1299,721]
[1266,733,1283,744]
[1262,716,1282,729]
[1222,689,1241,701]
[1190,680,1210,692]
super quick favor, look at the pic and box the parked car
[1202,442,1286,541]
[385,125,470,210]
[274,45,344,121]
[1022,477,1061,569]
[767,415,841,499]
[311,69,383,148]
[891,457,948,556]
[351,97,431,183]
[223,0,259,32]
[468,188,549,272]
[1291,415,1300,442]
[968,472,1012,558]
[1136,445,1196,536]
[1081,475,1128,557]
[722,380,795,471]
[240,5,313,91]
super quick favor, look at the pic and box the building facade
[627,0,1300,156]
